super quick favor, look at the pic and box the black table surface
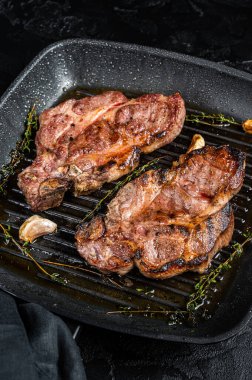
[1,1,252,379]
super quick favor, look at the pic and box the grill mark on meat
[143,209,234,278]
[18,91,185,211]
[72,146,141,196]
[76,216,136,275]
[76,146,245,278]
[138,205,232,270]
[106,145,245,228]
[36,91,128,152]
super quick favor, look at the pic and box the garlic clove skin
[19,215,57,243]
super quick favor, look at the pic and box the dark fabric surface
[0,1,252,379]
[0,290,86,380]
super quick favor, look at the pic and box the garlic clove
[19,215,57,243]
[187,134,205,153]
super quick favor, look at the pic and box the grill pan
[0,39,252,343]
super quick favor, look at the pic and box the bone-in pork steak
[18,91,185,212]
[106,145,245,228]
[76,145,245,278]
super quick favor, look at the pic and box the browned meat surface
[135,204,234,279]
[76,204,234,276]
[76,145,245,278]
[76,215,136,275]
[107,145,245,228]
[18,91,185,211]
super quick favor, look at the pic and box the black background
[1,1,252,379]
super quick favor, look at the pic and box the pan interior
[0,87,251,330]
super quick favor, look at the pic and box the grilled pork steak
[107,145,245,228]
[76,144,245,278]
[18,91,185,211]
[76,204,234,277]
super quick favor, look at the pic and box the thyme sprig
[0,224,67,285]
[0,105,38,194]
[82,157,162,222]
[21,104,39,153]
[186,229,252,313]
[185,112,240,127]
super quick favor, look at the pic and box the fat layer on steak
[18,91,185,211]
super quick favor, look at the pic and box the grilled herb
[82,157,162,222]
[0,105,39,194]
[22,105,39,152]
[185,112,240,127]
[186,230,252,313]
[0,224,67,285]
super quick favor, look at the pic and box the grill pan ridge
[0,39,252,343]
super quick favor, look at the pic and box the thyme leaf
[0,105,38,194]
[0,224,67,285]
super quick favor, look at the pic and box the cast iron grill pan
[0,40,251,343]
[1,97,251,337]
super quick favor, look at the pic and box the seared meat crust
[76,215,136,275]
[18,91,185,211]
[107,145,245,228]
[76,203,234,277]
[76,145,245,278]
[135,203,234,279]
